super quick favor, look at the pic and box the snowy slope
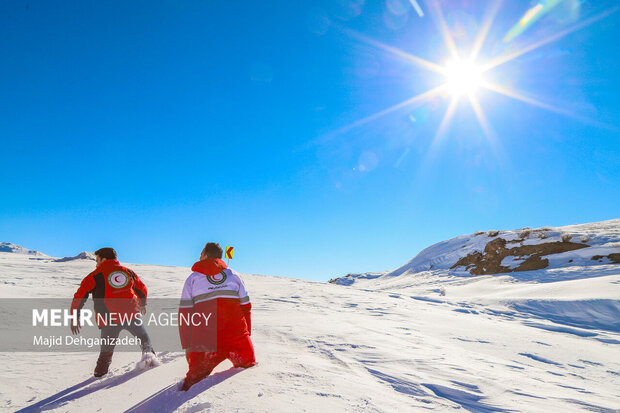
[332,219,620,287]
[53,252,96,263]
[0,243,49,258]
[1,235,619,412]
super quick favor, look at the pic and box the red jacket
[178,258,252,351]
[70,259,147,327]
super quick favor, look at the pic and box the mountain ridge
[331,218,620,286]
[0,242,49,257]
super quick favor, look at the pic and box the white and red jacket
[178,258,251,350]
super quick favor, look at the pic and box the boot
[94,352,113,377]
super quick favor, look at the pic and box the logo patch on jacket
[207,271,227,285]
[108,271,130,288]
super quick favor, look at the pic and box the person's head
[200,242,223,260]
[95,247,117,266]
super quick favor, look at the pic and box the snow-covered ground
[1,220,619,412]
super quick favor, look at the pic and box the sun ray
[468,92,508,164]
[429,96,459,154]
[482,6,619,71]
[481,81,618,131]
[429,0,460,60]
[468,93,494,142]
[481,81,574,116]
[417,96,459,175]
[332,85,447,136]
[470,0,502,61]
[341,27,445,74]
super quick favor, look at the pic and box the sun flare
[443,59,484,96]
[332,2,617,147]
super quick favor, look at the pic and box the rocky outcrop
[451,238,589,275]
[591,253,620,264]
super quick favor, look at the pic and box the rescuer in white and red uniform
[179,242,256,390]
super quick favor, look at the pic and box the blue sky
[1,0,618,281]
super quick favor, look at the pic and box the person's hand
[139,304,147,315]
[70,322,81,335]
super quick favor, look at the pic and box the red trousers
[185,334,256,383]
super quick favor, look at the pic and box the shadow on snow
[124,367,243,413]
[422,383,514,413]
[16,368,148,412]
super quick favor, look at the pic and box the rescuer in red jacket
[70,247,156,377]
[179,242,256,390]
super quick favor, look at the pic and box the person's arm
[130,270,148,308]
[237,276,252,335]
[69,274,95,334]
[178,276,194,349]
[241,302,252,335]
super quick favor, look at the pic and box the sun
[443,59,484,96]
[330,2,616,146]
